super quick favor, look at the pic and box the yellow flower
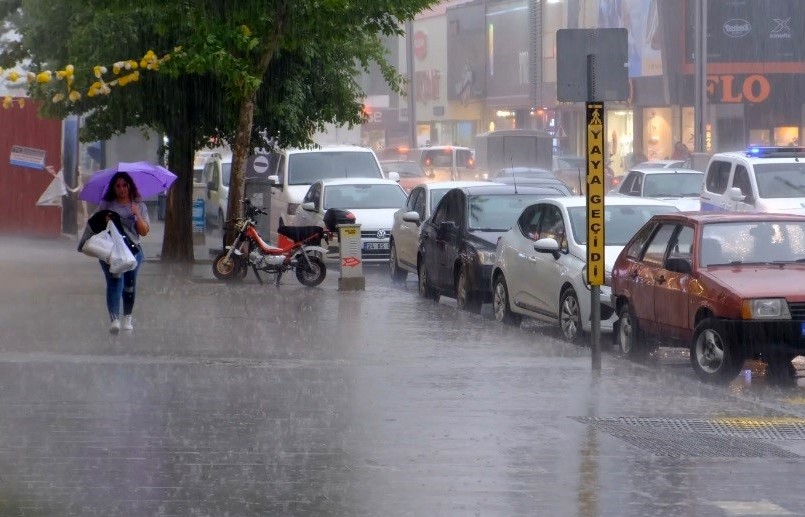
[36,71,52,83]
[65,65,74,74]
[93,65,107,78]
[52,93,65,103]
[2,96,12,109]
[26,72,36,83]
[18,98,25,108]
[240,25,251,36]
[68,90,81,102]
[7,71,20,82]
[113,63,122,75]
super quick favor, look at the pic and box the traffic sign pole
[586,102,605,372]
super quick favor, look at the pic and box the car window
[666,225,694,262]
[406,188,421,211]
[702,221,805,265]
[518,204,543,239]
[643,173,704,198]
[204,162,216,189]
[619,172,636,194]
[457,149,474,168]
[568,205,677,246]
[705,160,731,194]
[625,222,657,259]
[311,183,322,207]
[412,189,426,220]
[430,189,450,213]
[445,191,463,224]
[732,166,754,204]
[536,205,567,250]
[323,184,407,210]
[431,192,451,225]
[641,224,677,266]
[302,184,316,203]
[468,194,553,231]
[627,173,643,196]
[277,155,286,185]
[221,162,231,187]
[753,163,805,199]
[288,151,382,185]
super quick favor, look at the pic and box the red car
[611,212,805,383]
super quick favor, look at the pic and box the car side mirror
[665,257,692,274]
[437,221,457,239]
[402,210,421,224]
[301,202,316,212]
[728,186,746,202]
[386,171,400,182]
[534,238,560,259]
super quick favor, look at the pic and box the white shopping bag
[81,229,114,263]
[108,221,137,275]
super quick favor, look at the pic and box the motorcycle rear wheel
[296,255,326,287]
[212,251,246,282]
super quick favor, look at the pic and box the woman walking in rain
[96,172,150,333]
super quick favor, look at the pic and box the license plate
[364,242,389,251]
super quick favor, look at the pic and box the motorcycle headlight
[477,250,496,265]
[741,298,791,320]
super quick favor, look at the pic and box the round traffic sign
[251,155,270,175]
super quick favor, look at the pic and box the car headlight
[580,267,611,289]
[741,298,791,320]
[477,250,496,265]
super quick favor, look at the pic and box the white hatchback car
[388,181,494,281]
[295,178,408,263]
[490,197,678,342]
[609,167,703,211]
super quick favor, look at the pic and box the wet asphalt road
[1,228,805,516]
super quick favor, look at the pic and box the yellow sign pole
[586,102,605,371]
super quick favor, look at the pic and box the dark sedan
[417,185,567,313]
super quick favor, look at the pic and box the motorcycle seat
[277,225,323,243]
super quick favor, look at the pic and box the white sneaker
[109,317,120,334]
[122,315,133,331]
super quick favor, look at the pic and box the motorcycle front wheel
[212,251,246,282]
[295,255,326,287]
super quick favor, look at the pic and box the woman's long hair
[101,171,142,203]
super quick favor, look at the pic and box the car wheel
[559,287,584,344]
[388,241,408,283]
[456,267,482,314]
[617,302,650,359]
[689,318,743,383]
[418,260,439,302]
[493,275,521,326]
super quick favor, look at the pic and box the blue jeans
[100,248,144,320]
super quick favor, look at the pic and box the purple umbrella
[79,161,178,203]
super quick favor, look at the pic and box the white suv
[266,145,392,243]
[700,147,805,215]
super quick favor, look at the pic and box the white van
[700,147,805,215]
[265,145,392,242]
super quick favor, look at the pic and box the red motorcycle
[212,200,333,286]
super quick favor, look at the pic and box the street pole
[405,19,417,150]
[693,0,708,153]
[587,54,602,372]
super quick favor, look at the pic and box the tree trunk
[161,127,195,262]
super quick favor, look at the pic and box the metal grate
[788,302,805,320]
[573,417,805,458]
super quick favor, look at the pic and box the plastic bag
[81,229,114,263]
[108,220,137,276]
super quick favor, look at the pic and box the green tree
[4,0,435,261]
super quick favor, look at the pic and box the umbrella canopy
[79,161,178,203]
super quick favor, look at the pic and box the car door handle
[656,274,666,285]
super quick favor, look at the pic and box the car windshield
[568,205,677,245]
[288,152,382,185]
[382,162,424,178]
[555,157,585,169]
[642,173,703,197]
[430,188,451,210]
[468,194,554,231]
[753,164,805,198]
[700,221,805,266]
[222,162,231,187]
[422,149,453,167]
[323,184,407,210]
